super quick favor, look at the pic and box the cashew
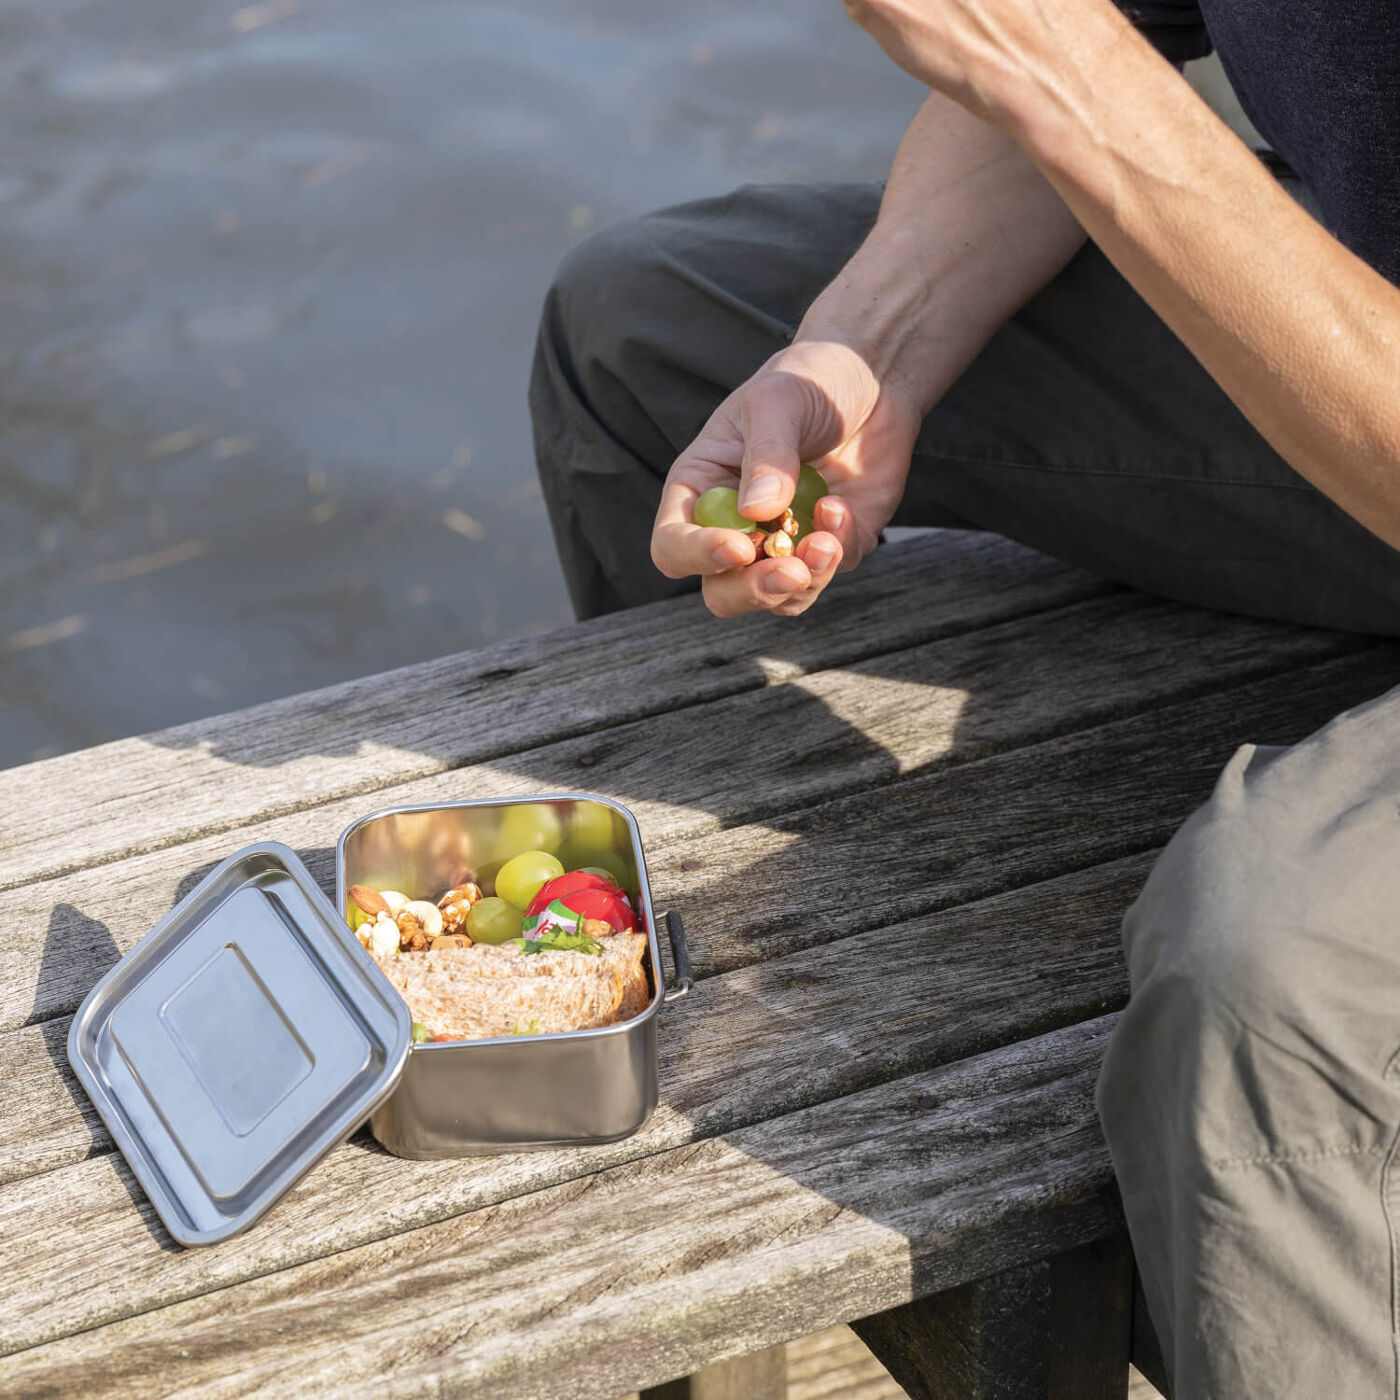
[403,900,444,936]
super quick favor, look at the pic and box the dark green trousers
[530,182,1400,1397]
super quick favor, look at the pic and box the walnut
[763,530,795,559]
[579,918,616,939]
[437,883,483,934]
[396,910,431,952]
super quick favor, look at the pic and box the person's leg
[531,178,1400,630]
[1097,687,1400,1398]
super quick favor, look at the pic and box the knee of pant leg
[1100,747,1303,1134]
[1119,742,1294,1003]
[1102,738,1399,1157]
[545,218,643,355]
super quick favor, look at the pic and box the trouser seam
[1210,1142,1388,1170]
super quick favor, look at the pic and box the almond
[349,884,392,917]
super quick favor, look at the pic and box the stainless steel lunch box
[338,794,691,1157]
[66,792,690,1246]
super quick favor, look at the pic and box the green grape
[693,487,750,532]
[466,896,525,945]
[787,463,830,539]
[792,462,830,517]
[575,865,621,882]
[569,803,619,851]
[495,850,565,909]
[497,803,562,857]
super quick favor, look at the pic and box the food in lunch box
[374,933,650,1041]
[465,896,524,945]
[690,463,829,562]
[348,862,648,1039]
[494,849,565,909]
[437,882,484,935]
[522,870,637,937]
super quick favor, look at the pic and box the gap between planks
[0,533,1118,892]
[0,1017,1124,1399]
[0,589,1378,1042]
[0,853,1150,1357]
[8,643,1398,1206]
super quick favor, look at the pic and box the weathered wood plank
[853,1233,1131,1399]
[0,533,1113,892]
[0,1018,1122,1400]
[646,647,1400,978]
[5,642,1397,1200]
[0,591,1368,1037]
[0,855,1149,1355]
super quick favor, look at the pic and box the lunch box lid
[66,840,413,1247]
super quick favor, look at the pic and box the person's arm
[797,89,1085,418]
[851,0,1400,552]
[651,90,1085,618]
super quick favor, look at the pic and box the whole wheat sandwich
[374,931,650,1040]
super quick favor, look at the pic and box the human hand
[650,339,922,617]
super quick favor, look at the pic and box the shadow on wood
[851,1232,1132,1400]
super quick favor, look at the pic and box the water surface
[0,0,925,765]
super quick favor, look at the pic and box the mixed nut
[349,881,483,956]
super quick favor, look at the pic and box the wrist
[793,227,938,405]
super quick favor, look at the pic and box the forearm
[995,4,1400,550]
[798,90,1085,412]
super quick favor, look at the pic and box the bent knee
[542,214,675,370]
[1115,739,1354,1049]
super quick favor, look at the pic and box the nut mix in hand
[346,853,648,1043]
[690,463,829,566]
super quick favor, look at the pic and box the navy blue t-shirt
[1122,1,1400,285]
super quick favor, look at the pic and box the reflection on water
[0,0,924,766]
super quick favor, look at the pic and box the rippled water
[0,1,926,766]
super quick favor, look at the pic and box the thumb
[736,373,807,521]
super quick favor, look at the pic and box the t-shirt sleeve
[1114,0,1213,63]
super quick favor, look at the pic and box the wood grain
[4,534,1388,1396]
[0,855,1149,1355]
[0,590,1367,1038]
[5,643,1396,1199]
[646,647,1400,979]
[0,533,1112,892]
[0,1018,1122,1400]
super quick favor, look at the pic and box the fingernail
[805,543,836,573]
[714,541,748,569]
[762,562,806,595]
[740,473,783,511]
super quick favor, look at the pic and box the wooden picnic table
[2,530,1397,1398]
